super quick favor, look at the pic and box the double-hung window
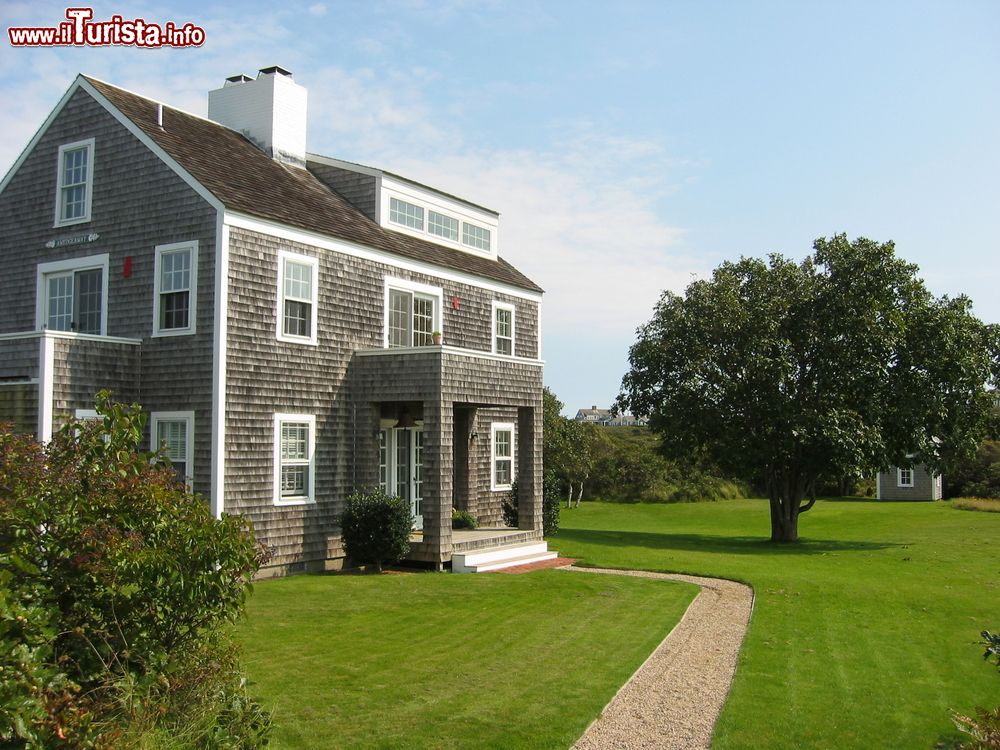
[151,411,194,489]
[384,278,442,348]
[153,241,197,335]
[491,423,514,491]
[274,414,316,505]
[36,253,109,335]
[277,251,318,345]
[492,301,515,356]
[55,138,95,226]
[897,467,914,488]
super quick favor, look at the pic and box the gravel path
[562,566,754,750]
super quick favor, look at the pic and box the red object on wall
[122,256,133,278]
[452,295,460,310]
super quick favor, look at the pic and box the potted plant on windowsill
[432,331,442,346]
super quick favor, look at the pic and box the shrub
[452,508,479,529]
[501,473,561,536]
[948,630,1000,749]
[339,488,413,572]
[0,391,268,747]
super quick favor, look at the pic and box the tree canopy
[618,235,1000,540]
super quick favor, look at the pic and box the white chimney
[207,66,307,168]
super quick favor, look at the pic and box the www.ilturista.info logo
[8,7,206,48]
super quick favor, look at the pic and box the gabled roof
[82,77,542,294]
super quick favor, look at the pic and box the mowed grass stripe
[238,568,697,749]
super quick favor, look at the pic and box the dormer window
[389,197,424,230]
[428,211,459,241]
[462,222,490,252]
[55,138,95,226]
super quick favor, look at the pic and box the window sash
[388,288,436,348]
[493,427,513,489]
[428,210,459,241]
[495,307,513,355]
[156,419,189,481]
[281,258,314,339]
[60,146,89,221]
[390,197,424,230]
[462,222,491,251]
[279,421,311,499]
[158,249,191,331]
[45,268,102,334]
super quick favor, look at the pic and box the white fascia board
[211,213,229,519]
[76,78,225,213]
[223,211,542,303]
[306,153,382,177]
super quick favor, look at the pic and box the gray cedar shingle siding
[878,465,942,501]
[307,163,378,221]
[0,384,38,434]
[0,87,218,494]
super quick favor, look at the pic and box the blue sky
[3,0,998,414]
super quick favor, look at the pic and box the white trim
[382,275,443,349]
[0,330,141,345]
[35,252,110,336]
[152,240,198,337]
[211,216,229,519]
[490,422,515,492]
[0,379,39,387]
[273,413,316,506]
[74,409,100,420]
[876,472,882,500]
[355,344,543,368]
[54,137,95,227]
[491,300,516,356]
[536,301,543,359]
[38,335,55,442]
[151,411,195,490]
[897,467,914,488]
[276,250,319,346]
[224,212,541,303]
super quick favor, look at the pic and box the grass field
[554,499,1000,749]
[237,566,696,749]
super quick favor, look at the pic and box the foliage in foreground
[501,474,562,536]
[949,631,1000,749]
[339,488,412,571]
[619,234,1000,541]
[0,392,268,748]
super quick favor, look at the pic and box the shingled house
[876,464,943,501]
[0,67,553,574]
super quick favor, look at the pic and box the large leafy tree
[618,235,1000,541]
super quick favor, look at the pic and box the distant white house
[573,406,647,427]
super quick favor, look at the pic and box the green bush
[501,474,561,536]
[948,630,1000,749]
[452,508,479,529]
[339,488,413,572]
[0,391,268,747]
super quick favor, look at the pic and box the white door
[379,426,424,530]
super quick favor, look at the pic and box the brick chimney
[207,66,307,168]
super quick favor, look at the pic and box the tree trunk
[768,487,802,542]
[566,484,573,508]
[574,482,584,508]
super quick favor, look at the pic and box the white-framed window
[491,422,514,491]
[153,241,198,336]
[151,411,194,489]
[36,253,109,336]
[273,413,316,505]
[492,301,515,356]
[897,467,914,488]
[383,277,442,348]
[462,222,491,252]
[55,138,95,227]
[428,210,459,241]
[389,197,424,230]
[276,250,319,345]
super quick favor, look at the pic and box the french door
[379,427,423,530]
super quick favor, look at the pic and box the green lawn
[237,567,696,749]
[554,499,1000,750]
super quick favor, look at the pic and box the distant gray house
[876,464,943,501]
[0,67,552,575]
[573,405,647,427]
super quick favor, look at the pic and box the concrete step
[452,541,557,573]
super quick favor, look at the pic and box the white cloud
[308,3,327,17]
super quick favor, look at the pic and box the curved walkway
[561,566,754,750]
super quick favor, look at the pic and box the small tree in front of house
[339,488,413,572]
